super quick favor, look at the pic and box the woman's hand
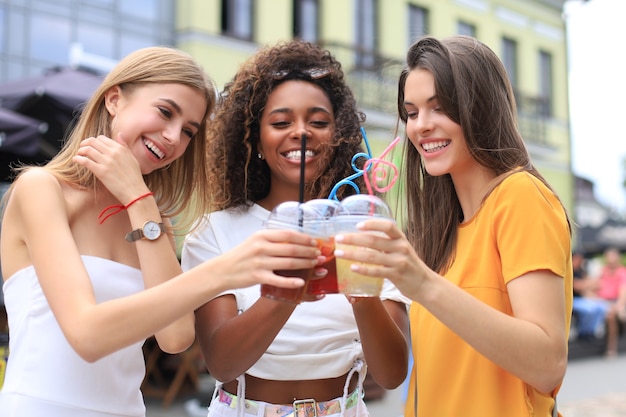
[213,228,323,292]
[298,267,328,302]
[73,133,148,205]
[333,219,428,301]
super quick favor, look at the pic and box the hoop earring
[160,163,172,171]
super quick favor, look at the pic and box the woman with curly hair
[182,39,410,417]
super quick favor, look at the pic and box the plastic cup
[301,199,341,295]
[333,194,394,297]
[260,201,320,303]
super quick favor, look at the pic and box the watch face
[142,221,162,240]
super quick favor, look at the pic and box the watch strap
[125,222,165,242]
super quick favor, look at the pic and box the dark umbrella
[0,107,49,157]
[0,67,104,158]
[578,218,626,256]
[0,108,50,181]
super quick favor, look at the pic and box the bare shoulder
[4,167,67,236]
[2,168,69,279]
[13,167,61,190]
[9,168,65,209]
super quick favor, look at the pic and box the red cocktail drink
[307,236,338,295]
[261,268,314,303]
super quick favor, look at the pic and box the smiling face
[403,68,477,178]
[258,80,335,202]
[105,82,207,175]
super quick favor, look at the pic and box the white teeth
[284,150,315,160]
[422,141,449,153]
[144,139,165,159]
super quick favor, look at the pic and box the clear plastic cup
[301,199,341,295]
[261,201,320,303]
[333,194,394,297]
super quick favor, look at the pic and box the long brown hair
[7,46,217,232]
[396,35,570,273]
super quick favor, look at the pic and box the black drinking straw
[299,133,306,203]
[298,133,306,226]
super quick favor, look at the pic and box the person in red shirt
[571,251,608,339]
[593,247,626,357]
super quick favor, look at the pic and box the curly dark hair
[208,39,367,210]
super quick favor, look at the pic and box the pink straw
[363,136,401,196]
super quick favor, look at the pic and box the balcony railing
[321,41,403,116]
[515,90,551,147]
[322,41,551,147]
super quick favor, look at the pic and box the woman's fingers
[333,229,421,296]
[72,134,148,203]
[357,218,405,239]
[260,273,306,289]
[238,229,321,271]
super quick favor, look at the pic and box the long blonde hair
[10,46,217,232]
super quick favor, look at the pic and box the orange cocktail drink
[306,236,337,295]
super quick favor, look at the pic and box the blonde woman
[0,46,319,417]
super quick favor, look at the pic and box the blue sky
[565,0,626,212]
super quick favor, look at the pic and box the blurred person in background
[571,251,608,340]
[591,247,626,357]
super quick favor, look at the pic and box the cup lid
[266,201,321,229]
[336,194,391,218]
[302,198,341,219]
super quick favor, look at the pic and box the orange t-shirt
[404,172,572,417]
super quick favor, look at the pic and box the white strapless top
[0,256,147,417]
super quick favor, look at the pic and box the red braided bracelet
[98,191,154,224]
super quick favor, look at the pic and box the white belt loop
[257,400,267,417]
[236,374,246,417]
[340,359,366,417]
[210,379,222,408]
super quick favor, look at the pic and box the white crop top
[181,203,410,381]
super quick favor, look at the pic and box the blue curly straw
[327,127,373,201]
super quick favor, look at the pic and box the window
[119,0,159,21]
[78,24,114,58]
[0,0,173,84]
[83,0,115,5]
[293,0,319,42]
[221,0,253,41]
[0,6,5,54]
[30,14,71,65]
[120,35,154,58]
[409,4,428,44]
[501,37,518,89]
[355,0,377,68]
[457,20,476,37]
[539,50,553,117]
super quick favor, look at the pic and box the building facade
[0,0,174,78]
[174,0,573,212]
[0,0,573,212]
